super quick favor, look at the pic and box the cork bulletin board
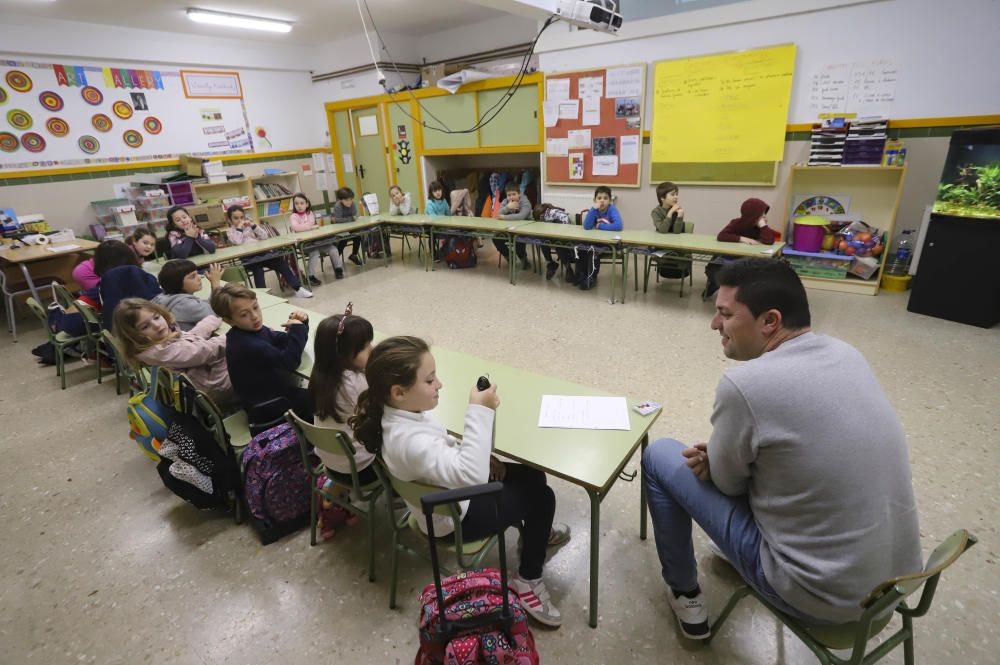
[543,64,645,188]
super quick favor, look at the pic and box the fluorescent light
[187,8,293,33]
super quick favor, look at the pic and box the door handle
[358,163,366,178]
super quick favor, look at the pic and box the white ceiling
[0,0,509,42]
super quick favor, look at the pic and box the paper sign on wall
[315,172,329,191]
[546,78,570,101]
[569,153,585,180]
[358,115,378,136]
[546,138,569,156]
[592,156,619,176]
[342,153,354,174]
[543,101,560,128]
[567,129,591,150]
[578,76,604,99]
[582,96,601,126]
[558,100,580,120]
[605,66,643,98]
[620,135,640,165]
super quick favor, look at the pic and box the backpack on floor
[127,367,176,462]
[155,410,240,510]
[365,231,384,257]
[444,237,477,269]
[242,422,317,544]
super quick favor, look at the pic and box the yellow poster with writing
[651,44,796,163]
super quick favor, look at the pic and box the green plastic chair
[284,410,384,582]
[708,529,977,665]
[61,292,115,387]
[100,329,147,396]
[372,460,497,609]
[637,221,695,296]
[24,297,91,389]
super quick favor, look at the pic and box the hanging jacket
[99,265,162,330]
[449,189,473,217]
[474,173,491,216]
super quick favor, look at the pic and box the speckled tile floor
[1,243,998,665]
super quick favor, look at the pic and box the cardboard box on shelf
[420,63,463,87]
[179,154,205,177]
[187,203,227,230]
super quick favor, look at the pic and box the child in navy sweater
[211,284,312,423]
[577,186,623,290]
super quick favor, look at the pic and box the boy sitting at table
[577,185,623,291]
[211,283,312,423]
[153,259,222,332]
[492,180,532,270]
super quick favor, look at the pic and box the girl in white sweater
[350,336,569,627]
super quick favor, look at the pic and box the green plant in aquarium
[973,163,1000,208]
[938,183,977,205]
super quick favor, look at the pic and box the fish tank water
[933,126,1000,220]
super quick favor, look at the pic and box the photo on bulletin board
[544,63,645,188]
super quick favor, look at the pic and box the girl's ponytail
[350,389,384,455]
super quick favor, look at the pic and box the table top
[516,222,623,244]
[379,214,431,227]
[619,229,785,256]
[427,216,536,233]
[294,217,381,243]
[257,303,660,492]
[0,239,99,264]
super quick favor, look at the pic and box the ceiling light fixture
[186,8,293,33]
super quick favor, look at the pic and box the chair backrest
[101,328,147,392]
[682,221,694,234]
[176,372,231,455]
[860,529,976,615]
[284,410,366,487]
[24,296,58,343]
[52,282,77,310]
[385,470,460,519]
[75,299,102,329]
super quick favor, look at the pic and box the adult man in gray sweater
[643,258,921,639]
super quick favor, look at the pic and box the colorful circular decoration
[0,132,19,152]
[6,108,32,130]
[112,101,133,119]
[91,113,113,132]
[78,135,100,154]
[123,129,143,148]
[81,86,104,106]
[143,116,163,135]
[45,117,70,137]
[0,87,8,105]
[38,90,64,112]
[792,195,848,218]
[5,70,33,93]
[21,132,45,153]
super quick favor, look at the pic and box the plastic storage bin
[782,248,852,280]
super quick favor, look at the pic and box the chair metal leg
[57,346,67,389]
[389,528,401,609]
[705,586,752,643]
[309,486,318,547]
[902,615,914,665]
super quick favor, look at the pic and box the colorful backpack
[415,569,539,665]
[242,422,316,544]
[127,367,175,462]
[155,410,240,510]
[444,237,477,269]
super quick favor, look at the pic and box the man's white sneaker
[510,575,562,628]
[294,287,314,298]
[667,588,710,639]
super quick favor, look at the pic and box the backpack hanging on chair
[444,237,477,269]
[127,367,177,462]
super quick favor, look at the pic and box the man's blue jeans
[642,437,815,621]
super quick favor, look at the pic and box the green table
[293,217,386,277]
[515,222,624,303]
[260,301,662,628]
[426,216,535,282]
[378,214,433,270]
[618,230,785,302]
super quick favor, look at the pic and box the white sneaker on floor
[667,589,710,639]
[294,287,314,298]
[510,575,562,628]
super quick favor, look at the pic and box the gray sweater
[153,293,215,332]
[332,201,358,223]
[498,196,531,221]
[651,205,685,233]
[708,332,921,623]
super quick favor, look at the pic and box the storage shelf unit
[781,166,906,295]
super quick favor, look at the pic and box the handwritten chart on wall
[543,64,645,188]
[806,58,898,117]
[652,44,796,164]
[0,60,254,173]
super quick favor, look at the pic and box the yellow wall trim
[641,115,1000,139]
[2,147,328,180]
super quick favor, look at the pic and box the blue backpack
[242,422,317,544]
[127,367,175,462]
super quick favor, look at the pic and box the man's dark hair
[717,258,811,329]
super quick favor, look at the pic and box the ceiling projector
[555,0,623,35]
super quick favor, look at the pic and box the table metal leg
[640,433,649,540]
[589,488,601,628]
[380,228,389,268]
[428,229,435,272]
[608,246,617,304]
[620,248,627,304]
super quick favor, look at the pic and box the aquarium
[933,126,1000,220]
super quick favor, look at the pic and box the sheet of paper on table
[538,395,631,430]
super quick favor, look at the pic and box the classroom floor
[1,242,997,665]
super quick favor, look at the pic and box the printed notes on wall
[651,44,796,163]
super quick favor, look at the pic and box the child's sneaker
[667,587,710,639]
[294,287,314,298]
[308,275,322,286]
[510,575,562,627]
[547,523,571,547]
[334,268,344,279]
[349,254,363,266]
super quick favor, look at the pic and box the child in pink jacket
[289,193,343,284]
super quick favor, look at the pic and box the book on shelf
[222,195,251,210]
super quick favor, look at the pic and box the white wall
[536,0,1000,237]
[415,14,539,64]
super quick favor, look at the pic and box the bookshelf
[781,166,906,296]
[250,172,300,229]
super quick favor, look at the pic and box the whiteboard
[0,58,254,172]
